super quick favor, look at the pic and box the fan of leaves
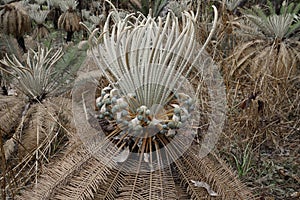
[242,0,300,40]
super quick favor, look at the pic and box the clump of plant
[0,45,86,197]
[229,0,300,78]
[1,47,69,101]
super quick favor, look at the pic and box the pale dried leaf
[191,180,218,197]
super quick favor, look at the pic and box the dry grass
[192,2,300,198]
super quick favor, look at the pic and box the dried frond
[3,137,15,159]
[2,96,74,196]
[116,164,178,199]
[58,10,81,32]
[183,148,254,199]
[0,2,31,38]
[32,24,50,39]
[94,168,127,199]
[17,138,120,199]
[0,95,25,136]
[17,143,254,199]
[18,102,57,157]
[228,30,300,78]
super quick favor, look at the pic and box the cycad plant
[229,0,300,78]
[0,46,85,197]
[243,1,300,40]
[17,5,254,200]
[29,6,50,40]
[0,1,31,52]
[58,0,81,42]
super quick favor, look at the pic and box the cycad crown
[242,0,300,40]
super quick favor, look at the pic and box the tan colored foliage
[58,11,81,32]
[0,2,31,38]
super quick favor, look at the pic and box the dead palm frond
[0,95,25,137]
[17,4,253,199]
[17,138,254,199]
[0,95,73,198]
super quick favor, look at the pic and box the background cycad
[242,0,300,40]
[58,0,82,42]
[0,1,32,52]
[29,7,50,40]
[229,0,300,78]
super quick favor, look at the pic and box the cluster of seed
[96,86,195,137]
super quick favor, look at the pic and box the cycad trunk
[53,8,61,30]
[16,36,26,53]
[66,31,74,42]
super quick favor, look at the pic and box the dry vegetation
[0,0,299,199]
